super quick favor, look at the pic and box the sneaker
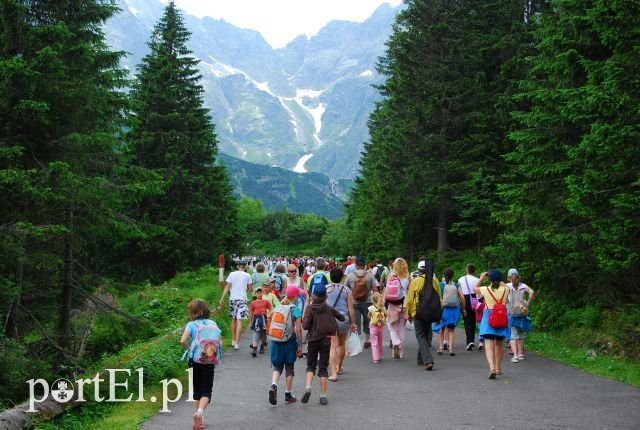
[301,388,311,404]
[518,355,525,360]
[233,343,240,350]
[466,342,474,351]
[259,345,265,354]
[363,341,371,349]
[268,384,277,405]
[285,393,297,404]
[443,342,448,351]
[319,396,328,406]
[192,411,202,430]
[393,345,400,359]
[251,347,257,358]
[389,340,393,349]
[478,343,484,351]
[511,357,519,363]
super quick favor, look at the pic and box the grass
[525,331,640,387]
[35,266,230,429]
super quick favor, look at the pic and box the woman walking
[474,269,509,379]
[383,258,410,359]
[325,267,356,381]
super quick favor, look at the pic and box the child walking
[268,286,303,405]
[180,299,221,430]
[250,287,272,357]
[367,291,387,363]
[507,268,535,362]
[439,268,467,356]
[301,284,345,405]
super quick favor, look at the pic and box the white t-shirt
[226,271,252,301]
[458,274,480,296]
[345,263,356,276]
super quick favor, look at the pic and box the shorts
[510,326,526,340]
[229,299,249,320]
[274,362,295,377]
[189,361,214,400]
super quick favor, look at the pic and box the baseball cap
[508,268,519,277]
[355,256,366,265]
[488,269,502,282]
[285,286,300,300]
[262,278,273,286]
[417,261,426,269]
[312,284,327,297]
[255,286,263,292]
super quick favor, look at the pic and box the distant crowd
[181,255,534,429]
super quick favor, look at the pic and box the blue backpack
[310,272,329,295]
[182,320,222,365]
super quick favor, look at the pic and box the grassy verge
[35,266,230,429]
[525,331,640,387]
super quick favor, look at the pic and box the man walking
[219,260,253,350]
[345,256,376,349]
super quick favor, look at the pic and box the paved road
[143,327,639,430]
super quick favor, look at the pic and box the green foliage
[125,1,238,281]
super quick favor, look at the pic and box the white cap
[417,261,426,269]
[508,268,519,277]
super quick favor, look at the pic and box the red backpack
[487,288,508,329]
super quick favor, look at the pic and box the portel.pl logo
[27,368,194,413]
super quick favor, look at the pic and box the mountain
[105,0,399,180]
[218,154,351,219]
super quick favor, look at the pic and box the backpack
[310,272,329,295]
[414,260,442,323]
[266,304,294,342]
[374,265,385,282]
[508,287,528,317]
[487,288,508,328]
[186,320,222,365]
[385,274,404,302]
[442,282,459,307]
[351,273,369,301]
[273,274,285,294]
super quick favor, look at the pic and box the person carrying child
[180,299,221,430]
[268,286,304,405]
[367,291,387,363]
[250,287,272,357]
[301,283,345,405]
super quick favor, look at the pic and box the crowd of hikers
[181,255,535,430]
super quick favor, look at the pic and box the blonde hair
[287,264,298,274]
[188,299,210,321]
[372,291,384,308]
[280,296,293,305]
[393,257,409,279]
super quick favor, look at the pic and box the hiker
[326,267,356,381]
[474,269,509,379]
[458,263,480,351]
[368,291,387,363]
[251,263,270,294]
[268,286,304,405]
[307,257,331,295]
[180,299,220,430]
[345,256,376,349]
[301,283,345,405]
[507,268,535,363]
[383,257,410,358]
[406,260,442,371]
[249,287,272,357]
[219,260,252,350]
[438,268,466,356]
[273,264,288,298]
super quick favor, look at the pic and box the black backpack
[414,260,442,323]
[374,264,385,282]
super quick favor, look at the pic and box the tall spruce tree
[501,0,640,299]
[127,1,238,281]
[0,0,152,368]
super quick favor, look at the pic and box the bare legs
[231,318,242,346]
[329,333,347,380]
[484,338,505,378]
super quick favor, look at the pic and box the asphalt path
[142,327,639,430]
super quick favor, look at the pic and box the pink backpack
[386,274,403,302]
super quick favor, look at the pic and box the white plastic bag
[346,332,362,357]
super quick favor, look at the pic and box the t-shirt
[479,284,508,309]
[251,272,270,292]
[262,292,280,310]
[344,263,356,276]
[345,269,376,303]
[250,299,271,316]
[226,270,252,301]
[458,274,480,296]
[306,271,331,291]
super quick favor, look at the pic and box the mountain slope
[218,154,346,219]
[106,0,400,180]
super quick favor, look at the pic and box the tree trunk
[437,201,449,259]
[4,262,22,339]
[59,209,74,354]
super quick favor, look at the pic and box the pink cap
[285,286,300,299]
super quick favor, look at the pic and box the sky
[166,0,403,49]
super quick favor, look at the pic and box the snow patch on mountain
[293,153,314,173]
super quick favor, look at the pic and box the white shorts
[229,299,249,320]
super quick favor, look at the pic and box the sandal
[328,377,338,382]
[437,349,443,355]
[489,369,497,379]
[425,363,434,371]
[449,351,456,356]
[337,368,344,375]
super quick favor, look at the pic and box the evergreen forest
[0,0,638,423]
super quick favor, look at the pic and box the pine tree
[127,1,238,280]
[0,0,150,358]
